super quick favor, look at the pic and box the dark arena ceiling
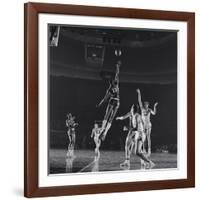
[49,25,177,84]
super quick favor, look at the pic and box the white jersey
[134,113,144,132]
[120,112,144,132]
[92,127,101,139]
[141,108,152,128]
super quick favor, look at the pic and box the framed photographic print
[24,2,195,198]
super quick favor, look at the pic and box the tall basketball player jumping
[97,60,121,140]
[97,49,122,140]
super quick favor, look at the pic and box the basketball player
[97,61,121,140]
[136,89,158,156]
[91,122,102,160]
[65,113,78,157]
[116,104,155,169]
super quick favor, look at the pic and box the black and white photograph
[48,24,178,175]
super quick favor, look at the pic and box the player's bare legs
[71,133,76,157]
[120,131,134,169]
[67,131,76,157]
[94,137,101,160]
[65,156,75,173]
[146,127,152,157]
[136,140,149,163]
[67,131,72,157]
[136,138,155,169]
[140,144,146,169]
[101,104,113,133]
[101,103,119,140]
[91,159,99,172]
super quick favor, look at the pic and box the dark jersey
[107,84,119,99]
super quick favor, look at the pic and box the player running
[136,89,158,156]
[65,113,78,157]
[97,60,121,140]
[116,104,155,169]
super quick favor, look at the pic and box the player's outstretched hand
[154,102,158,106]
[116,117,122,120]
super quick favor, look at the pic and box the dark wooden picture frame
[24,2,195,198]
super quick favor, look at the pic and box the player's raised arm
[91,128,95,138]
[151,102,158,115]
[114,61,121,84]
[136,89,143,109]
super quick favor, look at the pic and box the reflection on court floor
[49,149,177,174]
